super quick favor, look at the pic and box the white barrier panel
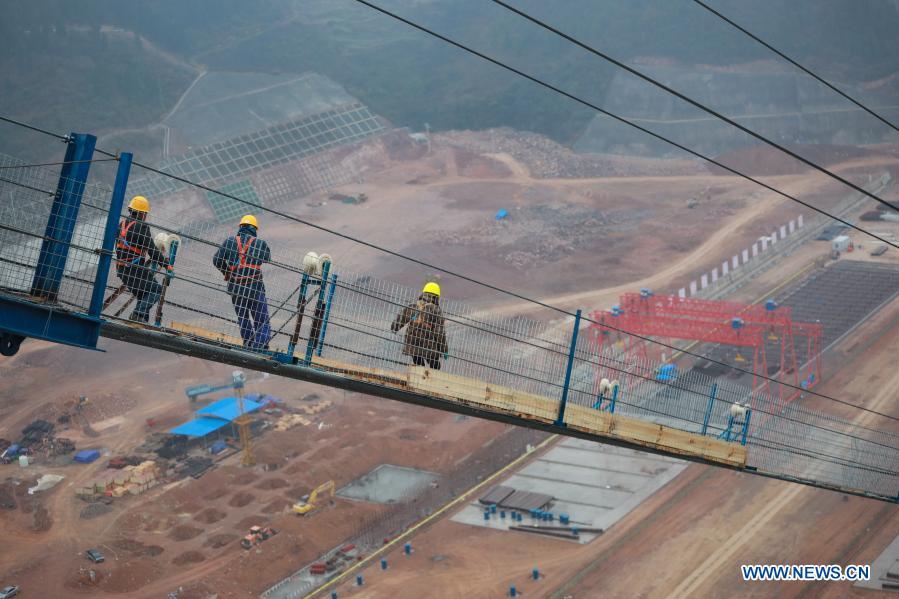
[780,225,787,238]
[798,214,804,228]
[789,220,795,233]
[752,242,759,257]
[712,267,718,282]
[742,249,749,263]
[732,255,739,269]
[761,237,768,251]
[678,287,686,298]
[690,280,698,295]
[722,261,729,275]
[771,230,778,243]
[701,274,708,288]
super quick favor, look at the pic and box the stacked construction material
[274,414,312,431]
[75,460,160,499]
[298,400,333,416]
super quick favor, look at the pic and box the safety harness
[115,220,143,268]
[229,235,262,282]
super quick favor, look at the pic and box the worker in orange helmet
[213,215,272,349]
[114,196,172,323]
[391,281,448,370]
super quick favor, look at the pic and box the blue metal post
[719,414,735,441]
[88,152,130,317]
[286,272,311,357]
[304,261,330,364]
[740,409,752,445]
[315,273,338,357]
[701,383,718,436]
[31,133,97,301]
[555,309,582,427]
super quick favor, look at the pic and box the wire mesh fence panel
[0,153,112,310]
[1,150,898,501]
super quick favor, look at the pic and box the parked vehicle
[85,549,105,563]
[0,585,20,598]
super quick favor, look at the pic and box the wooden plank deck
[159,327,748,468]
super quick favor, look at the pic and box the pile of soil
[32,503,52,531]
[80,503,113,520]
[256,477,289,490]
[168,525,203,541]
[232,471,259,486]
[172,551,206,566]
[204,533,238,549]
[112,539,164,557]
[193,507,226,524]
[228,491,255,508]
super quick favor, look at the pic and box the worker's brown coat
[391,296,448,360]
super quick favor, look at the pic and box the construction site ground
[2,131,899,598]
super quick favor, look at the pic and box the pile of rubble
[437,129,705,178]
[432,203,647,268]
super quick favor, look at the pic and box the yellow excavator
[292,480,335,516]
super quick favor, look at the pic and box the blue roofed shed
[169,396,264,440]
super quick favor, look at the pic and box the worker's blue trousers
[229,281,271,349]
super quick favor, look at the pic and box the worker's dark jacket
[391,294,448,361]
[213,225,272,296]
[115,216,168,284]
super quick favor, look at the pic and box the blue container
[510,586,517,597]
[484,511,490,521]
[500,510,506,519]
[332,593,338,599]
[559,513,570,525]
[731,317,744,330]
[572,526,580,536]
[490,504,497,514]
[765,299,778,311]
[404,542,412,555]
[74,449,100,463]
[533,568,540,580]
[543,513,551,521]
[495,208,508,220]
[356,575,364,586]
[381,558,388,570]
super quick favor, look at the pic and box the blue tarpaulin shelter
[169,396,263,440]
[495,208,508,220]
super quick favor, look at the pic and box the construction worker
[213,215,272,350]
[115,196,171,323]
[391,282,448,370]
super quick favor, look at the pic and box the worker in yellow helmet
[213,215,272,350]
[114,196,172,323]
[391,281,448,370]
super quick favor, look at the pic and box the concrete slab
[337,464,438,504]
[451,437,686,543]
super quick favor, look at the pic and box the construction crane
[231,371,255,467]
[292,480,335,516]
[184,378,243,403]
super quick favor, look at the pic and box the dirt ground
[331,247,899,599]
[3,130,899,597]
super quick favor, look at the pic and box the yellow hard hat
[422,282,441,297]
[128,196,150,213]
[240,214,258,228]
